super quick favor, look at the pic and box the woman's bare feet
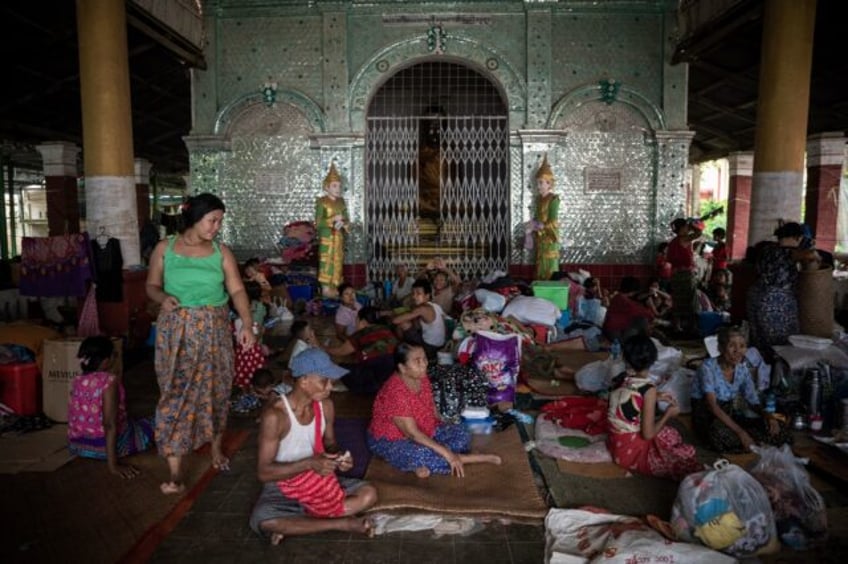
[414,466,431,478]
[160,481,186,495]
[212,455,230,471]
[347,516,376,537]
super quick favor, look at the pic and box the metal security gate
[366,115,509,282]
[366,117,421,282]
[365,61,510,283]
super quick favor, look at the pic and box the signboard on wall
[584,168,623,193]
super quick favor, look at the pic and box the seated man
[602,276,655,342]
[249,349,378,544]
[324,306,400,395]
[391,280,447,360]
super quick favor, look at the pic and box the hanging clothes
[20,233,93,297]
[91,237,124,302]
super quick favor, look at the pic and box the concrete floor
[131,316,848,562]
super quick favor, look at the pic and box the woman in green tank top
[146,193,256,495]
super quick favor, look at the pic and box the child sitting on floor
[231,368,282,415]
[606,334,702,481]
[287,320,319,368]
[68,336,153,478]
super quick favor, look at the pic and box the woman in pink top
[367,343,501,478]
[68,336,153,478]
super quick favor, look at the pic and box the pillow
[474,288,506,313]
[501,295,560,327]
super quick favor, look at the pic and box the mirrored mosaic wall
[191,0,687,268]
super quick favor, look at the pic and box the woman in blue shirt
[692,326,791,453]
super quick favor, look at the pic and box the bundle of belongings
[277,220,318,266]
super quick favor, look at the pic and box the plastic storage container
[531,281,570,310]
[0,362,40,415]
[288,284,314,303]
[462,416,494,435]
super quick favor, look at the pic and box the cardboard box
[42,337,122,422]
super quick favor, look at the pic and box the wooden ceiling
[677,0,848,162]
[0,1,196,178]
[0,1,845,177]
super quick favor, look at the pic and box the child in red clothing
[655,242,672,292]
[710,227,729,272]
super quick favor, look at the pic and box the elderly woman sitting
[692,326,792,453]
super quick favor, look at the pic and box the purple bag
[472,330,521,405]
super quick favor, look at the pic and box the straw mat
[364,425,548,520]
[556,459,629,479]
[1,428,248,564]
[0,424,75,474]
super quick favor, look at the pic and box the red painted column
[726,152,753,260]
[36,141,81,235]
[805,133,846,252]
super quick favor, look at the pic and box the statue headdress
[535,154,555,184]
[323,163,342,188]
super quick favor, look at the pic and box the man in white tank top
[249,349,377,544]
[391,279,447,360]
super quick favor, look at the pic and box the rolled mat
[797,265,834,338]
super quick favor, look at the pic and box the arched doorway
[365,61,510,282]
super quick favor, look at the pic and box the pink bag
[77,286,101,337]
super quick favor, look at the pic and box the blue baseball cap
[290,348,348,380]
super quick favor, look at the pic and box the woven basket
[797,265,834,338]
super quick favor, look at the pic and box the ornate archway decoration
[349,35,526,131]
[214,89,325,137]
[547,83,665,132]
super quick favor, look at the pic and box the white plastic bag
[545,508,735,564]
[502,295,560,327]
[657,367,695,414]
[575,359,616,393]
[748,444,828,549]
[671,460,779,557]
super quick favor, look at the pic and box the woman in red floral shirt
[367,344,501,478]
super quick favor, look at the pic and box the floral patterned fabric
[154,305,234,457]
[607,376,701,480]
[747,244,799,355]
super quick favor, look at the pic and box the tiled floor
[150,423,546,563]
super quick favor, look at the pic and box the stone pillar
[749,0,817,246]
[321,9,349,131]
[805,133,846,253]
[77,0,140,265]
[654,131,696,244]
[134,158,152,228]
[726,152,754,260]
[35,142,81,235]
[525,7,552,128]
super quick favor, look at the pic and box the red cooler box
[0,362,40,415]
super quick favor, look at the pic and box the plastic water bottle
[610,339,621,361]
[764,391,776,414]
[383,279,393,302]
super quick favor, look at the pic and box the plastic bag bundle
[472,330,521,405]
[671,460,779,557]
[748,444,828,549]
